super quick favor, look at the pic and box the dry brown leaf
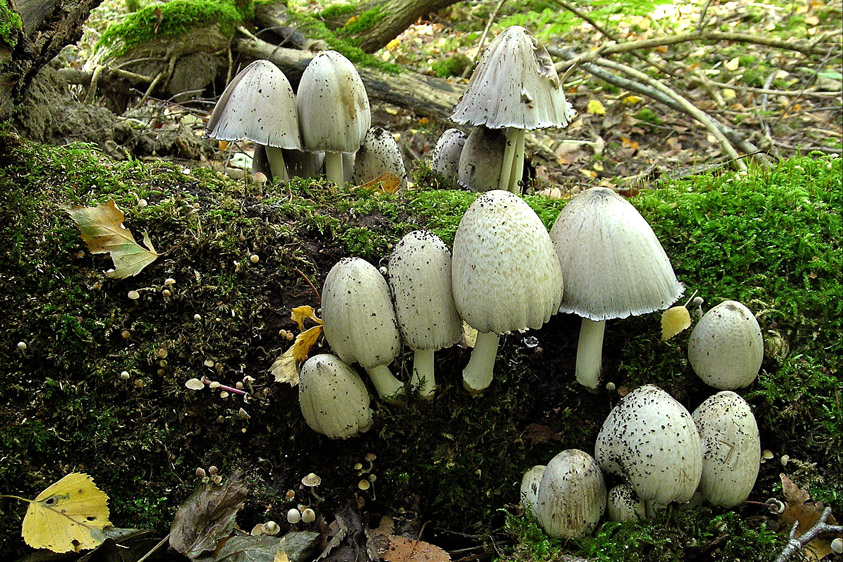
[358,172,402,194]
[270,347,299,386]
[779,473,837,560]
[374,535,450,562]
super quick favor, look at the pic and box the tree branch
[775,507,843,562]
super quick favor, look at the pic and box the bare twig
[136,533,170,562]
[463,0,507,78]
[774,507,843,562]
[704,79,841,98]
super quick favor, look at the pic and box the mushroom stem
[462,331,500,394]
[508,128,527,194]
[499,127,517,193]
[324,152,345,185]
[411,349,436,399]
[364,365,405,404]
[576,318,606,391]
[265,146,290,182]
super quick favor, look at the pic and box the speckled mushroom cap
[688,300,763,389]
[550,187,683,321]
[206,60,301,149]
[298,354,373,439]
[457,126,506,192]
[432,128,467,181]
[451,190,564,334]
[351,127,406,186]
[692,391,760,508]
[519,465,546,515]
[595,385,702,506]
[451,26,574,130]
[321,257,401,370]
[607,483,646,522]
[387,230,462,351]
[536,450,606,539]
[297,50,371,153]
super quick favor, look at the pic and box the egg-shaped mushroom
[298,354,373,439]
[519,465,546,516]
[536,450,606,539]
[606,483,646,522]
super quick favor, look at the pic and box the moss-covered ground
[0,126,840,561]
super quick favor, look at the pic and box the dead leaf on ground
[358,172,402,194]
[523,423,563,444]
[779,473,838,560]
[661,305,692,341]
[291,305,322,331]
[270,347,300,386]
[371,534,450,562]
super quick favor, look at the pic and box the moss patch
[0,0,23,48]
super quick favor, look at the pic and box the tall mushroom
[451,26,574,194]
[297,50,371,185]
[387,230,462,398]
[298,354,373,439]
[452,190,563,393]
[549,187,683,391]
[206,60,301,182]
[321,257,404,403]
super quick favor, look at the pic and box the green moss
[431,54,472,78]
[94,0,248,58]
[0,0,22,48]
[339,7,384,35]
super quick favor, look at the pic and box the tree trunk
[0,0,103,121]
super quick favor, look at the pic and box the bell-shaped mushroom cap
[451,26,574,130]
[457,126,506,192]
[595,385,702,506]
[322,257,401,370]
[387,230,462,351]
[297,50,371,153]
[452,190,564,335]
[692,391,760,508]
[688,300,763,389]
[550,187,683,321]
[352,127,407,186]
[298,354,373,439]
[206,60,301,149]
[536,450,607,539]
[432,128,467,181]
[519,465,546,515]
[607,483,646,522]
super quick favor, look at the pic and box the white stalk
[462,331,500,394]
[499,127,517,192]
[265,146,290,182]
[325,152,345,185]
[365,364,404,404]
[509,128,527,194]
[576,318,606,391]
[411,349,436,399]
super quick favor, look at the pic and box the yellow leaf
[722,88,737,101]
[270,347,299,386]
[386,38,400,51]
[293,325,323,362]
[621,137,639,150]
[804,15,819,25]
[66,200,160,279]
[661,306,692,341]
[359,172,402,194]
[275,550,291,562]
[21,473,112,553]
[623,95,643,105]
[724,57,740,71]
[291,305,322,331]
[586,99,606,115]
[461,322,478,348]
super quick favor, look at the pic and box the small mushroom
[301,473,323,501]
[519,465,546,516]
[607,483,646,522]
[535,450,606,539]
[298,354,373,439]
[352,127,407,188]
[457,125,505,192]
[688,300,763,389]
[432,128,467,183]
[301,508,316,523]
[287,508,302,525]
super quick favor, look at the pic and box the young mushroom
[321,257,404,403]
[606,483,647,522]
[432,128,467,184]
[536,450,606,539]
[387,230,462,398]
[352,127,407,188]
[451,26,574,194]
[298,354,373,439]
[519,465,546,516]
[550,187,683,391]
[206,60,301,182]
[451,190,563,393]
[457,125,506,192]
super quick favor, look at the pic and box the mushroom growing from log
[206,60,301,182]
[451,190,563,393]
[536,449,607,539]
[387,230,462,398]
[298,354,373,439]
[549,187,683,391]
[451,26,574,194]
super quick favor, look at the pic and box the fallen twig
[774,506,843,562]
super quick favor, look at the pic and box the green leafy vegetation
[0,0,22,47]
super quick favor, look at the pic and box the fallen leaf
[21,473,112,553]
[523,423,562,444]
[185,378,205,391]
[65,200,160,279]
[374,534,450,562]
[293,325,323,362]
[724,57,741,71]
[461,322,478,348]
[270,347,299,386]
[215,533,321,562]
[586,99,606,115]
[621,137,639,150]
[358,172,402,194]
[291,305,322,331]
[661,306,692,341]
[779,473,838,560]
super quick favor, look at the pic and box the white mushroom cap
[206,60,301,149]
[692,391,761,508]
[387,231,462,351]
[536,450,606,539]
[688,300,763,389]
[322,258,401,369]
[432,128,467,181]
[452,190,564,334]
[451,26,574,130]
[595,385,702,507]
[457,126,506,192]
[297,50,371,154]
[298,354,373,439]
[519,465,546,516]
[550,187,683,320]
[607,483,646,522]
[352,127,406,186]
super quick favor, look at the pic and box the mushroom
[387,230,462,398]
[451,26,574,194]
[297,50,371,185]
[606,483,646,522]
[457,125,506,192]
[519,465,546,516]
[298,354,373,439]
[206,60,300,182]
[321,257,404,402]
[451,190,563,393]
[352,127,407,188]
[432,128,467,183]
[535,450,606,539]
[595,385,702,514]
[692,391,761,508]
[549,187,683,391]
[301,472,323,501]
[688,300,763,389]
